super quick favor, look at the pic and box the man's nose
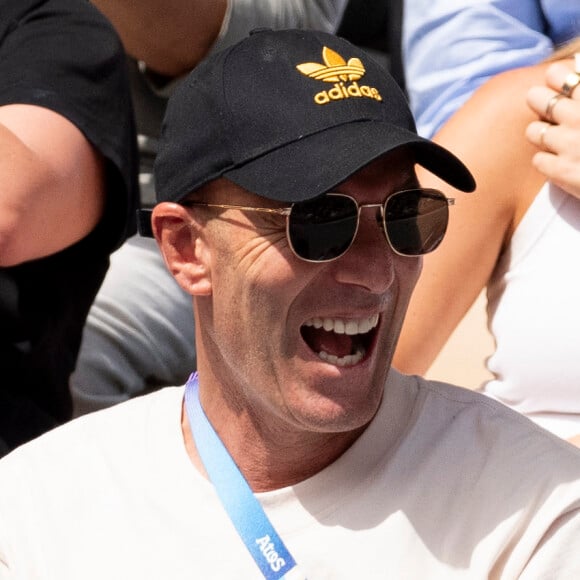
[330,207,397,293]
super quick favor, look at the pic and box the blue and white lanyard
[184,373,306,579]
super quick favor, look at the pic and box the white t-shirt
[1,371,580,578]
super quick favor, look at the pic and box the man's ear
[151,202,212,296]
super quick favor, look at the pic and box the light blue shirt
[403,0,580,137]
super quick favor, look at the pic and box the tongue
[302,326,355,358]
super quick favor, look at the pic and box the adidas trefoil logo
[296,46,365,82]
[296,46,382,105]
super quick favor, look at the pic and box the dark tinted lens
[384,189,449,256]
[288,196,358,261]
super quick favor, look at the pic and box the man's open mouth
[300,314,380,367]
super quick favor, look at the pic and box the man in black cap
[1,29,580,578]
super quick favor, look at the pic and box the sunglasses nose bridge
[357,202,387,239]
[349,202,389,254]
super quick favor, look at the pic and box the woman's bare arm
[394,66,547,375]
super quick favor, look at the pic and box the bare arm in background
[393,65,548,375]
[91,0,348,77]
[0,105,104,267]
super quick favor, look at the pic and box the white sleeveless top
[481,182,580,438]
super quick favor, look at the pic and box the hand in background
[526,56,580,199]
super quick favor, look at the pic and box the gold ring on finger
[538,123,550,150]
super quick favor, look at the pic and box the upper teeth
[303,314,379,335]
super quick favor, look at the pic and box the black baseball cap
[153,28,475,205]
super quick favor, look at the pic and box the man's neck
[181,398,366,492]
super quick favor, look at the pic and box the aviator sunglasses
[182,188,454,262]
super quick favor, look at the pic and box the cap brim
[224,121,475,202]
